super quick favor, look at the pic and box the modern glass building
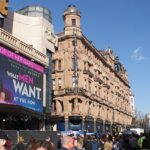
[17,5,52,23]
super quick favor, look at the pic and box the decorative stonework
[52,5,133,130]
[0,28,48,66]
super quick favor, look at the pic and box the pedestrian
[45,136,54,148]
[0,131,11,150]
[103,134,113,150]
[77,135,84,150]
[142,135,149,150]
[57,135,62,149]
[60,135,74,150]
[129,133,138,150]
[35,140,54,150]
[13,136,25,150]
[137,133,146,149]
[26,137,36,150]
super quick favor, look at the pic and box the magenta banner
[0,46,44,73]
[0,46,44,112]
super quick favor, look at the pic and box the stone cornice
[56,31,130,88]
[0,28,49,67]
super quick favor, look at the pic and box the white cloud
[131,47,146,61]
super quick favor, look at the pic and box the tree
[132,109,145,128]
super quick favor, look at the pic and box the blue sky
[9,0,150,115]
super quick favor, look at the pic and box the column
[110,122,113,134]
[82,116,85,131]
[94,118,96,133]
[56,100,59,114]
[103,120,105,133]
[74,98,79,112]
[65,116,69,131]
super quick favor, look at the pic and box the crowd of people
[1,130,150,150]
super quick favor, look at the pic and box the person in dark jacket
[14,136,25,150]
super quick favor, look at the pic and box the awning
[0,103,44,118]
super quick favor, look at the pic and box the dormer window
[115,64,120,72]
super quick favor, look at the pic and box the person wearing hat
[0,131,10,150]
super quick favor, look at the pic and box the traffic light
[0,0,9,16]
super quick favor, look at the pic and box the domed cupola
[63,5,81,35]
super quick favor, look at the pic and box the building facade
[130,93,135,118]
[0,5,57,130]
[51,5,132,132]
[4,5,57,54]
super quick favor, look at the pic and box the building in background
[0,5,57,130]
[0,0,9,27]
[145,113,150,133]
[4,5,58,113]
[51,5,133,132]
[3,5,57,54]
[130,93,135,118]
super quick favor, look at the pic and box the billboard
[0,46,44,112]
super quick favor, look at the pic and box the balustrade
[0,28,48,66]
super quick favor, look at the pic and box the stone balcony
[103,82,110,89]
[83,69,94,78]
[94,76,99,82]
[0,28,49,67]
[53,89,66,96]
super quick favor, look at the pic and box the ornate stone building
[52,5,132,132]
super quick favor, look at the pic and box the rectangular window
[84,79,87,89]
[72,40,76,46]
[72,19,76,26]
[72,77,76,88]
[58,78,62,89]
[89,81,91,92]
[84,62,86,70]
[95,86,97,95]
[72,58,75,70]
[58,60,61,70]
[52,79,55,90]
[99,87,101,96]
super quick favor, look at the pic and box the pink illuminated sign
[0,46,44,73]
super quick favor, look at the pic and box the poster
[0,46,44,112]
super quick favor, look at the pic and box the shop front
[96,119,103,133]
[69,116,82,131]
[105,120,112,133]
[84,116,94,133]
[0,104,44,130]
